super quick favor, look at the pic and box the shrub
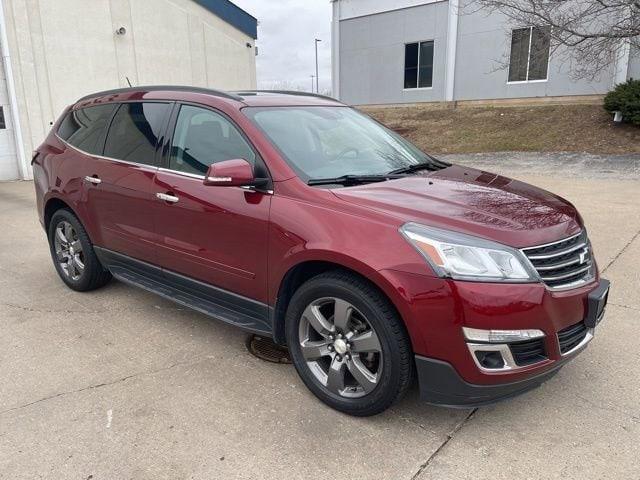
[604,78,640,126]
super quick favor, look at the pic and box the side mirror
[203,159,255,187]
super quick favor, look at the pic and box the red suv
[33,86,610,416]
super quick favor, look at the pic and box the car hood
[331,165,582,248]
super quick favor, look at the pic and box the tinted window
[103,102,169,165]
[245,106,439,182]
[169,105,255,175]
[57,104,116,154]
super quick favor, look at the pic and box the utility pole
[310,75,315,92]
[314,38,322,93]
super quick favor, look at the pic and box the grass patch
[360,104,640,155]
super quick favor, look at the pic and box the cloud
[231,0,332,93]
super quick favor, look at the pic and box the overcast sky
[231,0,333,93]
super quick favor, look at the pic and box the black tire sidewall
[48,209,104,291]
[285,272,410,416]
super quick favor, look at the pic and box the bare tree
[465,0,639,80]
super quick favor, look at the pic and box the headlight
[399,223,538,282]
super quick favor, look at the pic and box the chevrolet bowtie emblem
[578,249,587,264]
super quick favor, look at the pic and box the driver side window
[169,105,256,175]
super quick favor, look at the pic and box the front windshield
[243,106,438,181]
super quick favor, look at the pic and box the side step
[95,247,273,335]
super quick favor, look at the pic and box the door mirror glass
[204,159,254,187]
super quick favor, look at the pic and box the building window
[508,26,551,82]
[0,107,5,129]
[404,41,434,89]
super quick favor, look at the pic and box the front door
[152,104,271,304]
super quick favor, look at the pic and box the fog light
[474,350,505,369]
[463,327,545,343]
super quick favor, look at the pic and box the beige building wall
[1,0,257,180]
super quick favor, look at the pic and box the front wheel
[285,270,413,416]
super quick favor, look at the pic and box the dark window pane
[418,41,434,87]
[57,104,116,154]
[0,106,6,129]
[418,66,433,88]
[104,102,169,165]
[404,68,418,89]
[508,27,530,82]
[404,43,419,89]
[529,26,551,80]
[169,105,255,175]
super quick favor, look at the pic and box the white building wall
[0,59,19,180]
[0,0,257,181]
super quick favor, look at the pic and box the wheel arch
[44,196,76,233]
[271,256,411,347]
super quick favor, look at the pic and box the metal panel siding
[454,10,613,100]
[339,2,449,105]
[193,0,257,39]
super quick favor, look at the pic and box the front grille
[557,321,588,354]
[522,231,594,289]
[509,338,547,366]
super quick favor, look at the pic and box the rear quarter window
[57,104,117,155]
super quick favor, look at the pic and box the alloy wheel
[53,220,85,281]
[298,297,383,398]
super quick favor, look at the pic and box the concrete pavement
[0,156,639,479]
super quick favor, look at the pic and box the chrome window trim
[158,167,204,180]
[157,167,274,195]
[55,133,158,171]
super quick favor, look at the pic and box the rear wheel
[286,270,412,416]
[48,209,111,291]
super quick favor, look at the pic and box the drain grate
[246,335,291,364]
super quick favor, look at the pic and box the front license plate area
[585,279,610,328]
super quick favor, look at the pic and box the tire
[285,270,413,416]
[47,208,111,291]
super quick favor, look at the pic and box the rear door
[84,101,171,264]
[152,103,272,303]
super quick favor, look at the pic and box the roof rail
[77,85,243,102]
[235,90,339,102]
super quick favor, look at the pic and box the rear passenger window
[103,102,169,165]
[57,104,116,154]
[169,105,255,175]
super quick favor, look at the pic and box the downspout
[0,0,29,180]
[331,0,340,99]
[445,0,459,102]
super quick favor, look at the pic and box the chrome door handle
[156,192,179,203]
[84,176,101,185]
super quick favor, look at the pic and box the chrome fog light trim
[463,327,545,343]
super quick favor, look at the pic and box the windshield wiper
[307,174,405,186]
[387,158,451,175]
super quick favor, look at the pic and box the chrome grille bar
[524,241,588,260]
[521,231,594,290]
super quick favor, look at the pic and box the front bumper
[379,269,609,405]
[415,355,565,408]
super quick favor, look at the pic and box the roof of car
[75,86,344,108]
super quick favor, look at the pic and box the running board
[94,247,273,335]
